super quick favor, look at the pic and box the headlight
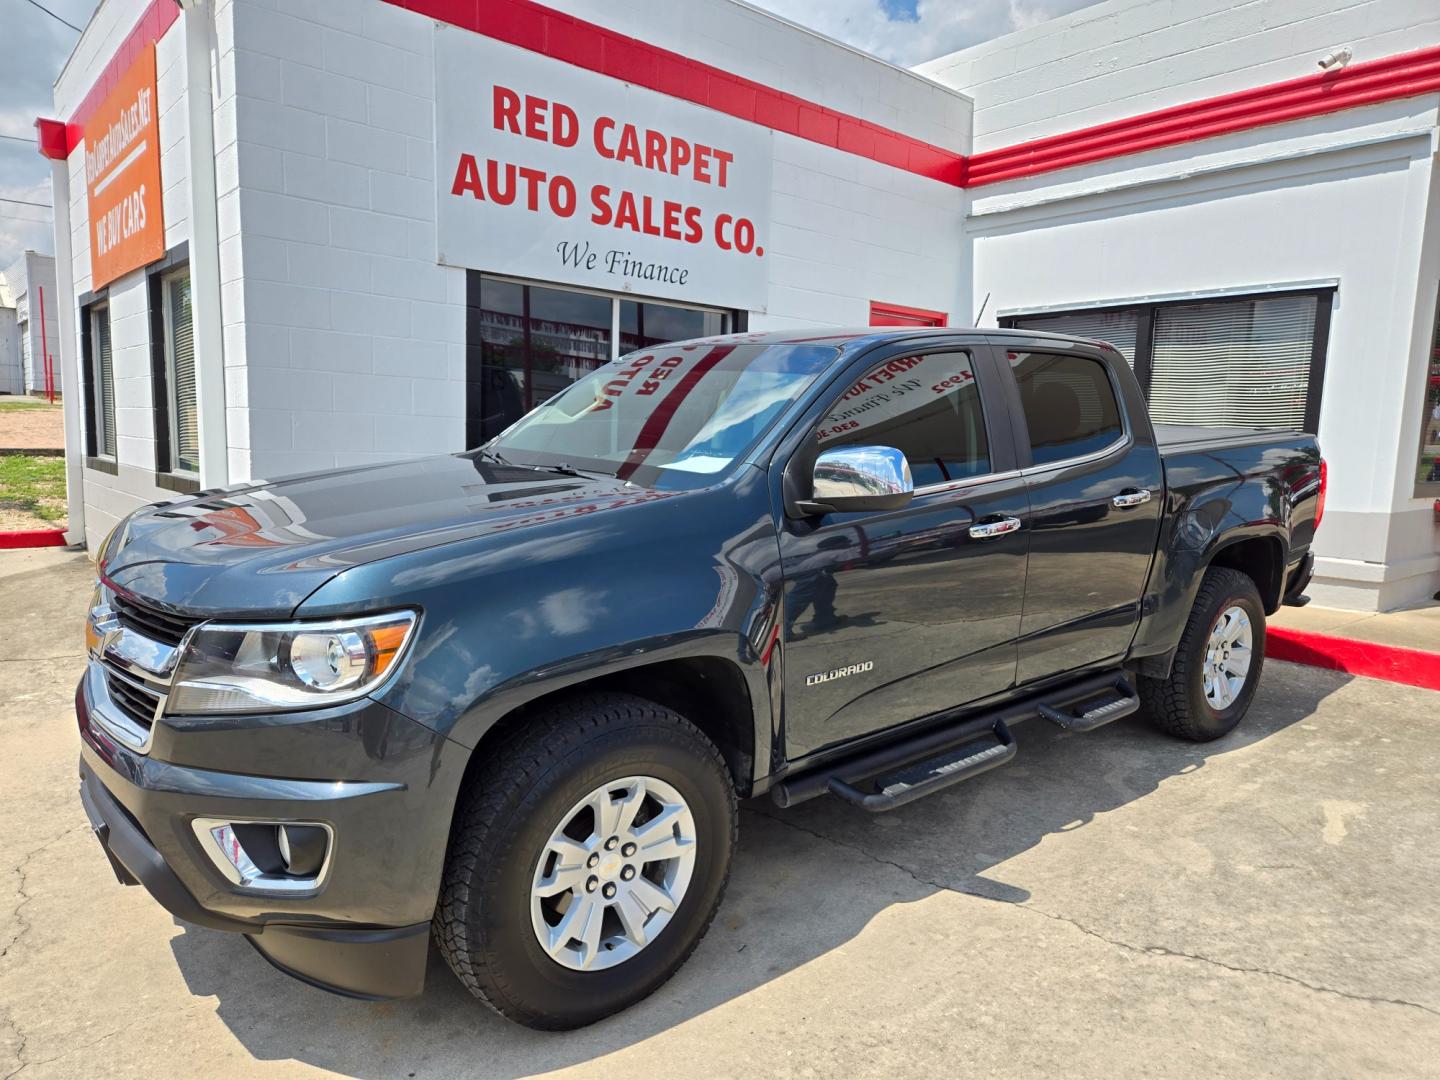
[167,611,418,714]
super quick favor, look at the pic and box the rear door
[776,339,1030,760]
[988,337,1164,685]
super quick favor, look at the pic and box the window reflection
[468,274,730,443]
[619,300,726,352]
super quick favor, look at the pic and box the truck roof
[692,326,1106,352]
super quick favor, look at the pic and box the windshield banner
[434,25,773,311]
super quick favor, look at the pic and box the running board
[827,721,1015,812]
[1037,677,1140,732]
[770,668,1133,811]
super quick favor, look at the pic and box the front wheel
[434,692,737,1029]
[1139,565,1266,741]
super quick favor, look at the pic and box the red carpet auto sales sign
[435,26,773,311]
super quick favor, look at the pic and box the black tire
[434,692,737,1030]
[1139,566,1266,742]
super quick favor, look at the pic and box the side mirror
[796,445,913,516]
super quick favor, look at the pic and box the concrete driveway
[3,548,1439,1079]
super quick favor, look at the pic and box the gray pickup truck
[77,326,1323,1028]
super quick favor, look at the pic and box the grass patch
[0,399,58,411]
[0,454,68,523]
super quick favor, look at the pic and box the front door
[777,343,1029,760]
[994,342,1165,684]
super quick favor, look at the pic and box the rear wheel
[1140,566,1266,741]
[434,692,737,1029]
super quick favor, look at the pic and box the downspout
[45,154,86,546]
[176,0,228,488]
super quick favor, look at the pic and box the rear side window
[818,351,990,487]
[1010,352,1123,466]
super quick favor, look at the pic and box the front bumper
[76,667,468,999]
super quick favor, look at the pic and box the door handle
[969,517,1022,539]
[1112,489,1152,508]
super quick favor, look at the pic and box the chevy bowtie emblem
[806,661,874,687]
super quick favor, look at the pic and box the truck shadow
[167,662,1346,1077]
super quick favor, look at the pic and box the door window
[818,351,989,488]
[1010,351,1123,466]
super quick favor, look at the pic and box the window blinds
[167,273,198,473]
[94,307,115,457]
[1148,295,1315,430]
[1013,309,1140,368]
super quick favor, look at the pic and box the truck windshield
[486,341,839,487]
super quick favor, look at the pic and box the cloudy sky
[0,0,1099,269]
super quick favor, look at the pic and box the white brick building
[920,0,1440,610]
[34,0,1440,609]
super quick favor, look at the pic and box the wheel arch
[1134,527,1287,679]
[1206,533,1287,614]
[455,655,761,802]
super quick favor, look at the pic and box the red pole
[37,284,54,404]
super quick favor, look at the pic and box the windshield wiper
[476,448,614,480]
[538,462,617,479]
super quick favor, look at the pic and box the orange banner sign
[84,43,164,290]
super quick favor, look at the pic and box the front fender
[293,469,782,763]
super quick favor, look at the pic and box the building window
[1010,308,1141,368]
[466,273,733,446]
[619,300,726,352]
[1005,287,1332,433]
[1011,351,1124,466]
[1415,285,1440,494]
[82,300,116,460]
[153,267,198,476]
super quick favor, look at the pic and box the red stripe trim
[46,0,178,156]
[386,0,967,186]
[0,529,68,549]
[38,2,1440,191]
[967,43,1440,187]
[1268,627,1440,693]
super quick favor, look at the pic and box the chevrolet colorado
[76,327,1324,1029]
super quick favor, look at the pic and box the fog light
[192,817,332,892]
[277,824,328,877]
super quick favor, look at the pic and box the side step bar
[771,669,1138,812]
[1038,677,1139,732]
[828,720,1015,811]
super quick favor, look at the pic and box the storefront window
[619,301,726,352]
[467,273,732,444]
[1008,287,1331,433]
[1415,286,1440,493]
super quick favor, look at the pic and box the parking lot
[2,547,1438,1079]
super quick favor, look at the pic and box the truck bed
[1154,423,1308,454]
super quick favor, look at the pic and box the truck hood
[102,454,657,615]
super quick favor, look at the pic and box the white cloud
[746,0,1103,67]
[0,177,55,271]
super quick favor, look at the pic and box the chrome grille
[111,594,196,648]
[102,664,163,730]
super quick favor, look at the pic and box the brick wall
[223,0,971,478]
[918,0,1440,151]
[58,0,198,548]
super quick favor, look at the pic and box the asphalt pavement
[3,548,1438,1079]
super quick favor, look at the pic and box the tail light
[1314,459,1327,531]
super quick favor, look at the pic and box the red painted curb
[0,529,68,550]
[1267,627,1440,693]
